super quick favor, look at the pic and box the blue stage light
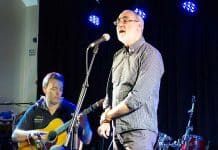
[134,8,147,19]
[182,1,197,14]
[88,15,100,26]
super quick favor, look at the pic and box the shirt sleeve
[103,68,113,110]
[124,48,164,110]
[16,106,35,130]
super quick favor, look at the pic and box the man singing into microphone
[12,72,92,150]
[97,10,164,150]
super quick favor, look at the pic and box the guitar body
[18,118,67,150]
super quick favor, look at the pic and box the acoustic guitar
[18,118,72,150]
[18,99,103,150]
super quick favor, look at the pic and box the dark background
[37,0,218,149]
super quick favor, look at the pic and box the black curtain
[38,0,218,149]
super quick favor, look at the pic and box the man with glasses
[97,10,164,150]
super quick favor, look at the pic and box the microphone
[88,33,110,48]
[81,99,104,115]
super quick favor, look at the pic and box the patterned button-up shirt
[104,37,164,134]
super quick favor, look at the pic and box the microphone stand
[69,119,80,150]
[182,96,196,150]
[64,45,100,150]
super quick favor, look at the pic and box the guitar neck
[55,120,71,135]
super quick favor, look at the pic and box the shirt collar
[38,97,49,110]
[37,96,62,111]
[123,37,145,54]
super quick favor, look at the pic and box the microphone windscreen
[103,33,110,41]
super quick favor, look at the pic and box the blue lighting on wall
[88,15,100,26]
[182,1,198,14]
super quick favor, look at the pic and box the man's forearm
[103,102,130,123]
[11,129,31,142]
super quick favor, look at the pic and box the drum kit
[157,133,206,150]
[156,96,208,150]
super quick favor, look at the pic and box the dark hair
[42,72,64,88]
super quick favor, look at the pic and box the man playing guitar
[11,72,92,150]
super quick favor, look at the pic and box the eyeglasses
[113,18,139,26]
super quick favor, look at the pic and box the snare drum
[181,135,206,150]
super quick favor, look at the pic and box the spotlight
[182,1,197,14]
[88,15,100,26]
[134,8,147,19]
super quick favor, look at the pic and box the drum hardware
[180,135,206,150]
[181,96,196,149]
[176,96,206,150]
[170,140,182,150]
[157,96,207,150]
[156,132,173,150]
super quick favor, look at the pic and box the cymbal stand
[181,96,196,150]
